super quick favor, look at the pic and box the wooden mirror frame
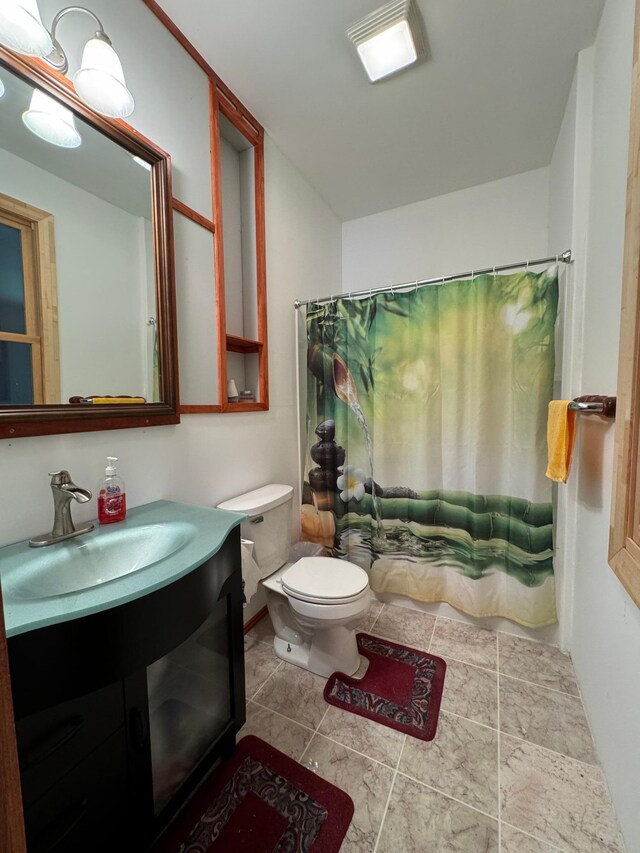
[0,47,180,439]
[609,0,640,607]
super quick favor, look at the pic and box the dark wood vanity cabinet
[8,531,245,852]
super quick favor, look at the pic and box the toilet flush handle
[250,515,264,524]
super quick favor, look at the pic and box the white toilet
[218,484,370,677]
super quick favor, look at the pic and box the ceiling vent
[346,0,426,83]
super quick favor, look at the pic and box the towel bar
[568,395,616,417]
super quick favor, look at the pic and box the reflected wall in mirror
[0,49,178,438]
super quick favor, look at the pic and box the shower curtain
[301,267,559,628]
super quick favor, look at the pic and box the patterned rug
[154,735,353,852]
[324,633,447,740]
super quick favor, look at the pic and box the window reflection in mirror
[0,65,159,406]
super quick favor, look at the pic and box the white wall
[0,2,342,624]
[342,168,550,293]
[0,146,150,401]
[552,0,640,847]
[547,49,595,651]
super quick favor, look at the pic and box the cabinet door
[17,681,124,807]
[24,727,129,853]
[147,599,232,815]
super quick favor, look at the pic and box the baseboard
[243,605,268,634]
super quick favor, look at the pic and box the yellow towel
[546,401,577,483]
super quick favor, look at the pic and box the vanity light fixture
[22,87,82,148]
[0,0,53,57]
[0,3,134,118]
[346,0,425,83]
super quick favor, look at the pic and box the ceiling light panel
[347,0,425,83]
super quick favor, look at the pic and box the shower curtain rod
[293,249,572,309]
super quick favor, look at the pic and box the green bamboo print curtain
[301,267,559,628]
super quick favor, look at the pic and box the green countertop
[0,500,245,638]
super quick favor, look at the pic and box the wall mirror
[0,49,178,438]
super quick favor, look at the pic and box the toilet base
[273,627,361,678]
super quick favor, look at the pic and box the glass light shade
[356,20,417,82]
[22,89,82,148]
[74,37,134,118]
[0,0,53,57]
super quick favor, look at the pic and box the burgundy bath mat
[324,632,447,741]
[153,735,354,853]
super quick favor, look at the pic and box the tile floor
[240,602,625,853]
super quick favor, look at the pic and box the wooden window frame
[0,194,61,405]
[610,0,640,606]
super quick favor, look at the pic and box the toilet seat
[281,557,368,605]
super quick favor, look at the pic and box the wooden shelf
[225,334,262,354]
[223,401,268,413]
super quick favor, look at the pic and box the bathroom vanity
[0,501,246,852]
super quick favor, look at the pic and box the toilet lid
[281,557,368,601]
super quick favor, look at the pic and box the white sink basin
[4,522,196,599]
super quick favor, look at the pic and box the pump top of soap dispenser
[105,457,118,475]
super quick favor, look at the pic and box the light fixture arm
[45,6,111,75]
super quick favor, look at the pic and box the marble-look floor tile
[243,631,262,652]
[430,617,498,670]
[377,774,498,853]
[252,661,328,729]
[245,613,275,646]
[399,710,499,816]
[498,633,578,696]
[318,704,404,767]
[238,701,313,761]
[376,774,499,852]
[500,824,563,853]
[500,675,597,765]
[355,598,384,633]
[439,656,498,728]
[500,734,624,852]
[243,642,281,699]
[300,734,393,852]
[369,604,435,650]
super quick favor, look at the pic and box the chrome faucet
[29,471,95,547]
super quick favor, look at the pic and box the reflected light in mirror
[74,36,134,119]
[132,154,152,171]
[0,0,52,57]
[22,88,82,148]
[0,76,5,98]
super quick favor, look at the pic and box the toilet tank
[217,484,294,576]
